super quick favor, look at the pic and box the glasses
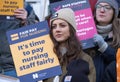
[96,4,113,11]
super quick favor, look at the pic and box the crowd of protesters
[0,0,120,82]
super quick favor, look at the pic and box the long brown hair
[112,17,120,49]
[50,23,83,65]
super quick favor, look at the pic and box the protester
[84,0,120,82]
[43,8,96,82]
[0,2,39,77]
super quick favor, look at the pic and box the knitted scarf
[96,24,113,39]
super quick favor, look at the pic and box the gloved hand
[93,34,108,52]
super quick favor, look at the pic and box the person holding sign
[84,0,120,82]
[0,2,39,77]
[44,8,96,82]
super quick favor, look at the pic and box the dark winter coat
[102,61,116,82]
[43,51,96,82]
[84,36,117,82]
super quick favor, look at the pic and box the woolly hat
[95,0,119,17]
[62,59,89,82]
[50,8,76,30]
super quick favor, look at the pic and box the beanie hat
[62,59,89,82]
[50,8,76,30]
[95,0,119,17]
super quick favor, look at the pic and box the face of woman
[96,2,114,26]
[51,19,70,42]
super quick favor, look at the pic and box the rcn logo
[32,73,39,79]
